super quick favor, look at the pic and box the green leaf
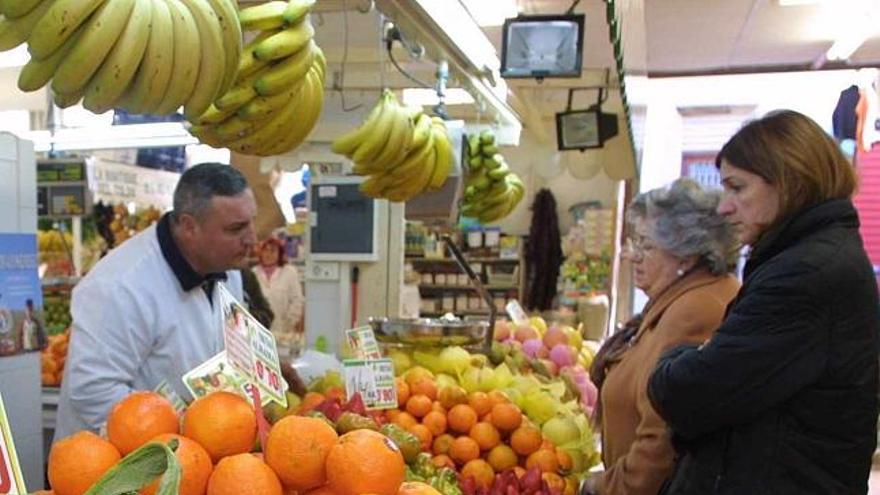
[84,439,181,495]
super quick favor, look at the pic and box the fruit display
[41,329,69,386]
[189,0,325,156]
[10,0,241,118]
[93,203,162,248]
[37,230,74,278]
[46,389,418,495]
[332,89,454,202]
[461,131,525,224]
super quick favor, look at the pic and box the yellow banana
[52,0,136,95]
[384,145,436,201]
[368,102,413,172]
[178,0,226,119]
[215,65,271,112]
[387,130,434,184]
[236,29,277,81]
[237,79,305,121]
[53,88,83,109]
[282,0,315,25]
[427,123,453,190]
[408,113,432,150]
[154,0,202,115]
[359,174,386,198]
[213,116,256,141]
[352,92,397,165]
[188,124,224,148]
[253,16,314,61]
[332,91,393,156]
[0,0,44,19]
[253,39,316,96]
[82,0,152,114]
[0,0,54,52]
[238,1,286,31]
[264,66,324,155]
[119,0,174,114]
[27,0,104,58]
[193,103,238,125]
[204,0,241,95]
[17,24,86,92]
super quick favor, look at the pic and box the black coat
[648,199,880,495]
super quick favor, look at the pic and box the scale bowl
[368,317,490,347]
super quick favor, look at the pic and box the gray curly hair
[626,178,739,275]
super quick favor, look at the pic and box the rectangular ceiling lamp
[501,14,585,79]
[555,109,618,151]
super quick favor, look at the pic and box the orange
[265,416,339,491]
[326,430,406,495]
[107,391,179,455]
[486,444,518,472]
[481,412,493,424]
[432,454,455,469]
[468,422,500,451]
[541,439,557,452]
[510,426,543,456]
[303,485,339,495]
[525,449,559,473]
[467,392,492,417]
[409,378,438,401]
[556,450,573,471]
[541,473,565,493]
[207,454,282,495]
[393,411,418,430]
[386,409,402,423]
[460,459,495,489]
[432,434,455,455]
[407,424,433,452]
[183,391,257,463]
[437,386,468,409]
[448,436,480,465]
[406,395,433,418]
[141,434,212,495]
[422,411,447,436]
[431,401,447,415]
[398,481,442,495]
[447,404,478,434]
[490,403,522,432]
[487,390,510,406]
[404,367,434,388]
[396,378,410,408]
[298,392,327,414]
[49,431,121,495]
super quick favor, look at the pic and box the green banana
[52,0,136,95]
[0,0,54,52]
[253,17,314,61]
[487,162,510,181]
[480,129,495,145]
[28,0,105,58]
[238,0,287,31]
[282,0,316,25]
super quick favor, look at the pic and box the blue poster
[0,234,44,357]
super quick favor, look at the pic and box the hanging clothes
[833,85,860,141]
[525,189,563,311]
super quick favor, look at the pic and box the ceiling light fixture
[824,0,877,61]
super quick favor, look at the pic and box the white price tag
[219,285,287,407]
[345,326,382,359]
[342,359,397,410]
[506,299,529,326]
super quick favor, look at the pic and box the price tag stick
[248,386,271,450]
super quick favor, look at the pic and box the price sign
[0,393,26,494]
[342,358,397,410]
[218,285,287,408]
[345,326,382,359]
[506,299,529,326]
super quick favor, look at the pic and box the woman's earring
[676,268,685,277]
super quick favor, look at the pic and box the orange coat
[596,269,740,495]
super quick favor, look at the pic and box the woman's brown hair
[715,110,857,222]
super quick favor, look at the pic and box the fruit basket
[369,317,490,348]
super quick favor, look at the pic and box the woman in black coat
[648,110,880,495]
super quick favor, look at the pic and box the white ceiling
[645,0,880,75]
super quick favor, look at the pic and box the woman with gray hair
[581,178,740,495]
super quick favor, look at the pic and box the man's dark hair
[172,163,249,221]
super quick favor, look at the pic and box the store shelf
[406,256,520,264]
[418,284,518,291]
[422,309,493,316]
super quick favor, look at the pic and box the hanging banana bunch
[331,89,454,202]
[188,0,325,156]
[460,129,525,223]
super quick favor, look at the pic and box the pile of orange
[387,371,573,491]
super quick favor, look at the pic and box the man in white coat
[54,163,257,441]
